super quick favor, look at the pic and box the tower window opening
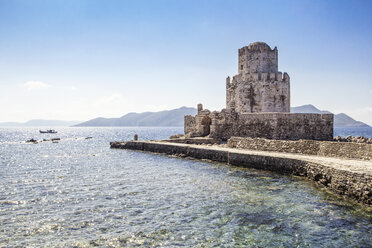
[240,65,244,70]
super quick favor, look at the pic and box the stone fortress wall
[185,105,333,141]
[185,42,334,141]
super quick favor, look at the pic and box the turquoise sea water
[0,127,371,247]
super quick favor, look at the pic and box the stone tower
[226,42,290,113]
[185,41,333,141]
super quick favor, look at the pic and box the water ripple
[0,127,371,247]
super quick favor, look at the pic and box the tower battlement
[240,72,290,82]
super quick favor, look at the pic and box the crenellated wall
[226,72,290,113]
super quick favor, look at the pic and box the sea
[0,127,371,247]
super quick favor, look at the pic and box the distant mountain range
[74,107,197,127]
[291,104,370,127]
[291,104,332,115]
[74,104,370,128]
[0,119,80,127]
[1,105,369,128]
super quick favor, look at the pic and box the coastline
[110,140,372,207]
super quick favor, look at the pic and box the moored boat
[39,129,58,134]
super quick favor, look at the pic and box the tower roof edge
[240,42,274,51]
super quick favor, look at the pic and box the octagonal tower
[227,42,290,113]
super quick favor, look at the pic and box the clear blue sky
[0,0,371,125]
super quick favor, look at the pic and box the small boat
[39,129,58,134]
[26,138,38,143]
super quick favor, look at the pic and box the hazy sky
[0,0,371,125]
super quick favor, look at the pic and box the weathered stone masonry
[186,108,333,141]
[228,137,372,161]
[185,42,334,141]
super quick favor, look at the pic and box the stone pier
[110,140,372,206]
